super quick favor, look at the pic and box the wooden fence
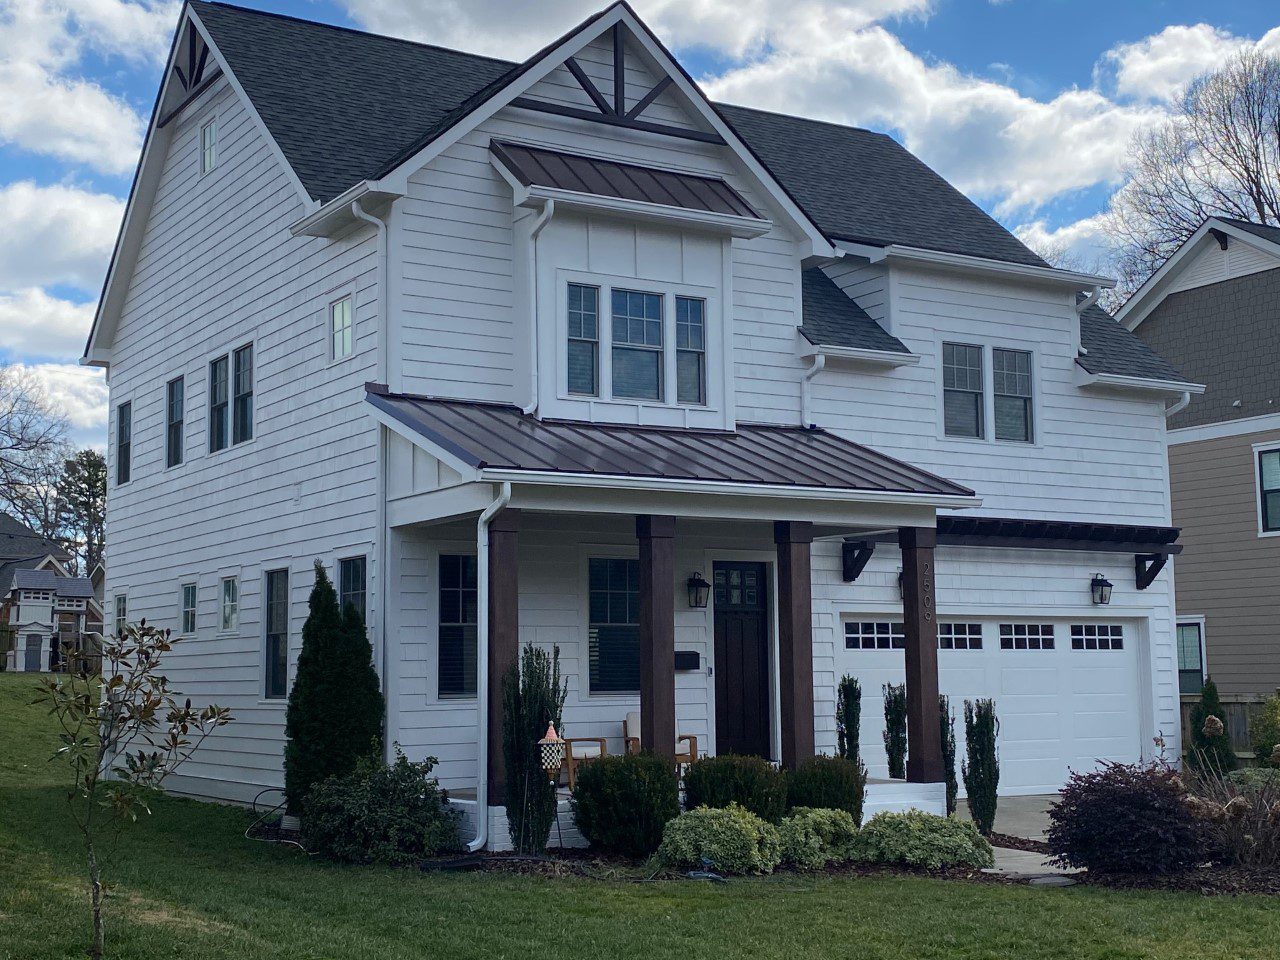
[1180,695,1266,758]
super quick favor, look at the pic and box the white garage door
[846,618,1144,795]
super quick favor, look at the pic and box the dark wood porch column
[487,508,520,797]
[900,526,943,783]
[775,520,815,770]
[637,515,676,761]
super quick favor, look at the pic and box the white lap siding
[104,79,380,803]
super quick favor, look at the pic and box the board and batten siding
[104,77,381,802]
[1169,427,1280,698]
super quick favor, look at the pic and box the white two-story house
[84,1,1201,847]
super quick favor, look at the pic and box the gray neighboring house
[1123,217,1280,708]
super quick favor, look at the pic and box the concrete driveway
[958,794,1058,840]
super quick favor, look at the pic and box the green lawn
[2,672,1277,960]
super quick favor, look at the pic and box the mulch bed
[1080,866,1280,896]
[989,832,1050,855]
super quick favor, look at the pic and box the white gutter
[521,200,556,416]
[351,199,391,387]
[799,353,825,427]
[837,241,1116,290]
[468,481,512,853]
[1165,391,1192,418]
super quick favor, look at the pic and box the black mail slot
[674,651,700,671]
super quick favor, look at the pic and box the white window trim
[431,542,479,703]
[1253,441,1280,538]
[578,545,643,700]
[554,269,720,414]
[178,579,198,637]
[199,115,218,176]
[218,575,240,635]
[164,374,186,471]
[326,291,356,365]
[936,339,1042,448]
[262,567,291,702]
[114,398,133,487]
[1177,615,1208,685]
[205,338,258,457]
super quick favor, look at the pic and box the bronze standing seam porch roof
[366,387,974,499]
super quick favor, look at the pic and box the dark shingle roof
[0,556,42,595]
[800,269,908,353]
[0,513,68,562]
[1215,217,1280,246]
[10,569,95,598]
[367,390,973,498]
[1077,302,1191,383]
[194,2,1044,267]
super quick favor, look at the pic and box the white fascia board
[479,468,979,509]
[796,341,920,368]
[288,181,403,237]
[1119,219,1280,330]
[1166,412,1280,445]
[1074,368,1207,397]
[840,241,1115,290]
[519,184,772,238]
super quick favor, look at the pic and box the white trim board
[1166,412,1280,445]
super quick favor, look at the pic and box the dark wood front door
[713,562,771,759]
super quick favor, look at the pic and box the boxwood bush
[658,804,781,874]
[570,752,680,858]
[1226,766,1280,794]
[682,755,787,822]
[786,756,866,825]
[302,752,461,865]
[850,811,993,870]
[778,807,859,870]
[1047,762,1208,874]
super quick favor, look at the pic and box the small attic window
[200,118,218,174]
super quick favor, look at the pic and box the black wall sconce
[1091,573,1114,605]
[687,572,711,609]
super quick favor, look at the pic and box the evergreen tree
[285,562,384,814]
[939,695,958,816]
[836,675,861,764]
[962,699,1000,835]
[1187,678,1237,774]
[502,643,567,854]
[882,683,907,779]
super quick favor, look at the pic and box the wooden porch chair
[562,736,608,789]
[623,711,697,765]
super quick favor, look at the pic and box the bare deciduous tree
[1107,49,1280,296]
[0,362,69,500]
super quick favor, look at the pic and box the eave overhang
[1073,366,1207,398]
[837,241,1116,290]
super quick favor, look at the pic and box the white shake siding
[104,78,381,802]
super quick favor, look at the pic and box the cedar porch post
[775,520,815,770]
[487,508,520,797]
[636,515,677,761]
[900,526,943,782]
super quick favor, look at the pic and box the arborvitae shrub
[682,755,787,823]
[882,683,907,779]
[939,695,958,816]
[1187,678,1237,774]
[502,644,567,854]
[962,699,999,835]
[786,755,867,825]
[570,752,680,857]
[836,675,861,764]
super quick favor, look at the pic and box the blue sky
[2,0,1278,449]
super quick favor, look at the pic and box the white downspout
[1074,285,1100,359]
[800,353,825,427]
[1165,391,1192,418]
[468,480,513,853]
[522,199,555,416]
[351,200,390,387]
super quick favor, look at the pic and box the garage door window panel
[999,623,1055,650]
[1071,623,1124,651]
[939,623,983,650]
[845,621,905,650]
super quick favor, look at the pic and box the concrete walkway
[959,794,1083,883]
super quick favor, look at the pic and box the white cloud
[0,287,94,360]
[16,361,108,437]
[1098,24,1246,104]
[0,181,123,292]
[1014,214,1113,269]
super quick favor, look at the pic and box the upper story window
[166,377,184,468]
[233,344,253,444]
[675,296,706,405]
[993,348,1033,443]
[180,582,197,636]
[220,576,239,632]
[210,345,253,452]
[115,401,131,485]
[209,356,229,452]
[611,290,664,401]
[567,283,599,396]
[330,296,353,361]
[1259,448,1280,534]
[200,118,218,174]
[942,343,983,439]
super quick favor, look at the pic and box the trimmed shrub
[962,698,999,835]
[835,675,861,764]
[658,804,782,875]
[786,755,867,825]
[1226,766,1280,794]
[682,755,787,823]
[939,695,957,816]
[1047,762,1209,874]
[882,683,907,779]
[502,643,568,854]
[302,751,461,865]
[571,752,680,858]
[1251,695,1280,767]
[286,562,384,814]
[850,810,993,870]
[1187,678,1237,774]
[778,807,859,870]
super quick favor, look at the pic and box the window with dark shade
[232,344,253,444]
[567,283,599,396]
[589,557,640,692]
[676,296,705,405]
[1177,622,1204,695]
[209,355,229,452]
[115,402,131,484]
[611,289,663,401]
[993,348,1033,442]
[339,556,367,626]
[943,342,983,438]
[1260,449,1280,533]
[438,554,478,697]
[264,569,288,699]
[166,377,184,468]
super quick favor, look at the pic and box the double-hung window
[115,402,131,484]
[567,283,599,396]
[232,344,253,444]
[675,296,706,405]
[220,577,239,632]
[180,582,197,635]
[264,569,288,699]
[611,290,663,401]
[1259,448,1280,533]
[114,595,127,638]
[993,348,1033,442]
[438,554,478,697]
[588,558,640,693]
[942,343,983,438]
[166,377,184,467]
[330,296,353,361]
[338,556,367,626]
[200,118,218,174]
[1177,621,1205,694]
[209,356,229,452]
